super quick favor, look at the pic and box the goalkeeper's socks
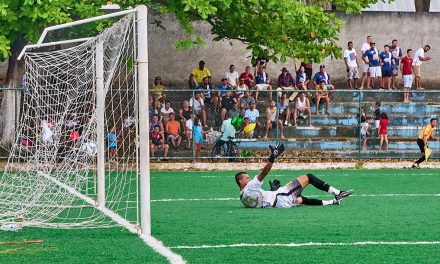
[322,199,338,206]
[328,186,341,196]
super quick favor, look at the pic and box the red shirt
[379,119,388,135]
[239,72,254,87]
[401,56,413,75]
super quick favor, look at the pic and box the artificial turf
[1,169,440,263]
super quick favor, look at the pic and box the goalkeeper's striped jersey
[240,176,277,208]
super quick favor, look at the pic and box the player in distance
[235,143,353,208]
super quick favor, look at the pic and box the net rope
[0,14,139,229]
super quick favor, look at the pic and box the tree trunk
[415,0,431,12]
[0,37,26,147]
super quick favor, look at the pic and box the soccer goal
[0,6,152,236]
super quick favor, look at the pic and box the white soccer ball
[82,142,97,156]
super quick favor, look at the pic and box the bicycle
[211,136,240,162]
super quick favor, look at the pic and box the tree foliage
[164,0,384,63]
[0,0,385,65]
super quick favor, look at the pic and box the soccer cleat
[335,190,353,201]
[332,198,341,205]
[411,164,420,169]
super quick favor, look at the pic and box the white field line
[150,193,440,202]
[37,172,186,264]
[170,241,440,249]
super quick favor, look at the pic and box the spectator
[380,45,393,90]
[67,114,81,143]
[390,39,403,89]
[277,67,295,95]
[374,101,381,133]
[198,76,216,112]
[107,126,118,163]
[189,91,207,128]
[360,35,373,89]
[189,60,211,89]
[220,90,237,121]
[244,102,261,137]
[363,42,381,89]
[225,64,239,89]
[313,65,334,93]
[41,119,54,143]
[255,65,272,102]
[150,114,164,135]
[149,95,158,117]
[150,125,169,158]
[184,113,193,149]
[278,92,291,126]
[295,65,309,91]
[293,92,312,127]
[235,78,248,98]
[152,76,166,109]
[239,91,255,110]
[214,113,236,156]
[166,113,182,149]
[314,82,331,115]
[264,100,284,139]
[379,112,389,150]
[343,41,359,89]
[301,62,313,89]
[228,100,242,119]
[239,66,254,87]
[361,117,371,151]
[412,45,431,90]
[160,100,174,125]
[192,117,205,162]
[178,100,192,130]
[400,49,414,103]
[218,77,232,97]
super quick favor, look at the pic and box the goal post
[4,6,151,235]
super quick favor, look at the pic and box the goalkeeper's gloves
[269,179,281,191]
[268,143,285,163]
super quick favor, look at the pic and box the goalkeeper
[235,143,353,208]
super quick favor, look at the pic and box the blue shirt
[313,72,330,85]
[364,49,380,67]
[193,125,203,144]
[296,71,307,84]
[390,46,402,66]
[255,71,268,84]
[198,83,213,99]
[379,52,393,71]
[217,84,232,97]
[108,133,117,148]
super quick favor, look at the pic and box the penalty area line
[170,241,440,249]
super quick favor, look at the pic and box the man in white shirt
[344,41,359,89]
[244,102,260,137]
[189,91,207,127]
[236,143,353,208]
[359,35,372,89]
[412,45,431,90]
[225,64,239,89]
[41,120,54,143]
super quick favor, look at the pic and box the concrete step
[294,114,438,126]
[329,90,440,103]
[265,125,437,138]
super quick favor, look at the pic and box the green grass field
[2,169,440,263]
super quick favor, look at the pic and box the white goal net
[0,13,141,229]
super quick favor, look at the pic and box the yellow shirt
[192,68,211,83]
[418,125,435,141]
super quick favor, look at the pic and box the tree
[0,0,382,145]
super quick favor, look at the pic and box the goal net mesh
[0,14,140,229]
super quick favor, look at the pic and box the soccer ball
[82,142,97,156]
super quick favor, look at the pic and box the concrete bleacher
[237,90,440,159]
[164,90,439,159]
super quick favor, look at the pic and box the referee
[412,118,438,169]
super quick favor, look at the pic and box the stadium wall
[148,12,440,88]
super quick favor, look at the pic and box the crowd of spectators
[149,36,432,157]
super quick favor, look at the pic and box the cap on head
[281,67,288,72]
[199,60,205,65]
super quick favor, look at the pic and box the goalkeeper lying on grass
[235,143,353,208]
